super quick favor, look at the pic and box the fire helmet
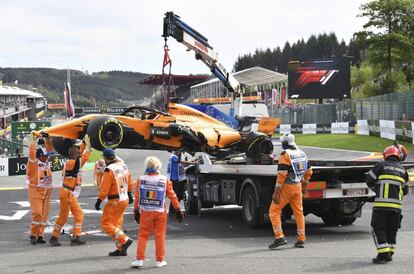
[383,145,402,161]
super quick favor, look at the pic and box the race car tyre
[87,116,124,151]
[183,172,198,215]
[51,137,76,157]
[241,187,261,228]
[244,131,273,158]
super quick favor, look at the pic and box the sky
[0,0,370,75]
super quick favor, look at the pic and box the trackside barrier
[0,155,66,177]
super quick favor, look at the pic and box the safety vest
[106,162,129,202]
[26,159,53,188]
[139,174,167,213]
[285,148,308,183]
[371,162,408,212]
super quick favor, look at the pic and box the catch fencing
[271,90,414,124]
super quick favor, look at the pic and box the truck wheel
[51,137,76,157]
[86,116,124,151]
[321,214,356,226]
[183,173,198,215]
[242,187,261,228]
[340,217,357,226]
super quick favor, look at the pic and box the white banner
[303,123,317,134]
[0,158,8,177]
[379,120,396,140]
[331,122,349,134]
[271,89,277,105]
[279,124,291,134]
[356,120,369,135]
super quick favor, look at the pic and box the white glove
[84,135,92,150]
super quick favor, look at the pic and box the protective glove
[403,185,409,196]
[128,192,134,204]
[272,188,280,204]
[40,131,49,138]
[175,209,185,223]
[95,199,102,210]
[29,132,36,144]
[83,135,92,150]
[133,208,140,224]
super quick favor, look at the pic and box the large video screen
[288,57,350,99]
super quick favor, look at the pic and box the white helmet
[280,133,296,147]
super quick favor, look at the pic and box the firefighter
[131,156,185,268]
[268,133,312,249]
[95,148,134,256]
[49,135,92,246]
[26,132,53,245]
[367,145,409,264]
[94,159,106,190]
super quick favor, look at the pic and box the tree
[358,0,414,89]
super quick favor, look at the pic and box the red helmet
[383,145,401,160]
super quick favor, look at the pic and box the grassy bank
[279,134,414,153]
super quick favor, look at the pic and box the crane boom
[162,12,241,96]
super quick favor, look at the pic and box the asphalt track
[1,147,414,273]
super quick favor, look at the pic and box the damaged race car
[33,103,279,160]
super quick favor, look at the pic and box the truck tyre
[183,173,198,215]
[86,116,124,151]
[241,187,261,228]
[321,214,356,226]
[51,137,76,157]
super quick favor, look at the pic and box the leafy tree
[358,0,414,89]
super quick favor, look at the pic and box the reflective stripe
[368,170,377,180]
[389,247,396,252]
[32,221,46,225]
[28,158,36,163]
[378,175,405,183]
[399,186,403,200]
[273,226,283,233]
[374,198,402,204]
[378,180,401,187]
[378,247,390,253]
[297,229,305,235]
[377,243,389,249]
[384,183,389,198]
[373,202,402,209]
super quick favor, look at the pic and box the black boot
[36,236,46,244]
[49,236,61,246]
[294,240,305,248]
[268,238,287,249]
[29,236,37,245]
[119,239,133,255]
[385,252,393,262]
[109,249,125,256]
[372,253,391,264]
[71,236,86,246]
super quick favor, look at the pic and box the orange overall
[52,143,91,237]
[269,148,312,241]
[134,173,179,261]
[26,139,53,238]
[99,160,133,250]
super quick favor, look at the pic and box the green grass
[87,149,102,163]
[277,134,414,153]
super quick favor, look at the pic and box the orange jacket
[62,142,91,189]
[98,160,133,201]
[134,173,180,211]
[276,149,312,187]
[26,138,53,187]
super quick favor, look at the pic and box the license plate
[343,188,367,196]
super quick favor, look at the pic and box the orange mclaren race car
[33,103,279,159]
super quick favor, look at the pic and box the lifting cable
[161,39,175,110]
